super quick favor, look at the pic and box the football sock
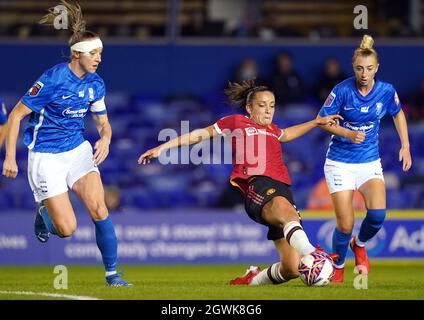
[283,221,316,256]
[38,205,58,236]
[358,209,386,244]
[332,227,351,268]
[93,216,118,275]
[250,263,286,285]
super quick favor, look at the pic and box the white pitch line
[0,291,101,300]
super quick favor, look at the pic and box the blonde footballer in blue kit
[1,0,131,286]
[317,35,412,283]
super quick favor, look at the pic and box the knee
[56,221,77,238]
[365,209,386,227]
[262,199,299,227]
[86,200,109,220]
[279,257,300,281]
[281,265,299,280]
[336,220,354,234]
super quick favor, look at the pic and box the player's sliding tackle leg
[249,238,300,285]
[230,197,337,285]
[72,172,132,286]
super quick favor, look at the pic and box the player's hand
[2,157,18,178]
[316,114,343,127]
[399,146,412,172]
[138,147,162,165]
[346,130,365,144]
[93,137,110,166]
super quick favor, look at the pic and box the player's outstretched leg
[231,238,310,286]
[230,266,262,285]
[34,201,59,243]
[73,172,132,286]
[330,227,352,283]
[93,217,133,287]
[350,235,370,275]
[351,209,385,275]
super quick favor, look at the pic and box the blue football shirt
[0,97,7,125]
[319,77,401,163]
[21,63,107,153]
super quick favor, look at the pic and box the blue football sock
[39,205,58,235]
[93,216,118,272]
[358,209,386,243]
[332,227,352,268]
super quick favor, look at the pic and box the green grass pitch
[0,260,423,300]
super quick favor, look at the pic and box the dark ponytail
[224,79,270,108]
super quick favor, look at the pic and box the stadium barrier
[1,43,424,97]
[0,210,423,265]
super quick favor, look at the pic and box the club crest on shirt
[28,81,44,97]
[88,88,94,101]
[324,92,336,107]
[266,188,276,196]
[376,102,383,115]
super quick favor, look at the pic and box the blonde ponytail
[352,34,378,63]
[359,34,374,50]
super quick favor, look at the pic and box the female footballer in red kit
[138,80,341,285]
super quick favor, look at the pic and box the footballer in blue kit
[1,0,131,287]
[317,35,412,283]
[21,62,106,153]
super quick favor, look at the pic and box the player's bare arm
[316,114,365,144]
[2,101,32,178]
[279,114,342,143]
[392,109,412,171]
[138,124,217,165]
[92,113,112,166]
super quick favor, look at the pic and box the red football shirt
[214,114,291,194]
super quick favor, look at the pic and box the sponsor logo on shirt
[62,107,89,118]
[245,127,279,139]
[344,121,374,132]
[360,106,370,113]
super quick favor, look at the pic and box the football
[298,251,335,286]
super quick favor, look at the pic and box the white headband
[70,38,103,53]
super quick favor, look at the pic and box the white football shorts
[27,140,100,202]
[324,158,384,194]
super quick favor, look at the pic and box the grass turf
[0,260,423,300]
